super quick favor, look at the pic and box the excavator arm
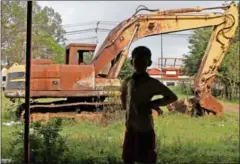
[91,3,238,115]
[193,4,238,115]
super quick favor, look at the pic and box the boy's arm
[151,80,178,107]
[120,79,128,110]
[151,104,163,115]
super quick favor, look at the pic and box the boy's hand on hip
[150,103,163,116]
[157,108,163,116]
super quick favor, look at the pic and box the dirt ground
[223,103,239,112]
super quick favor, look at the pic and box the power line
[66,36,98,41]
[64,29,192,36]
[64,26,192,35]
[64,28,112,35]
[63,21,97,27]
[64,27,193,45]
[65,28,95,34]
[63,21,119,28]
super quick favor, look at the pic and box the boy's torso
[123,73,157,132]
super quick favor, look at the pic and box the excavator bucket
[199,93,224,116]
[167,93,224,116]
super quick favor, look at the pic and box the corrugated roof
[147,68,161,75]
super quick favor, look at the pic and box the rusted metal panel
[60,65,95,90]
[69,47,78,65]
[30,101,120,109]
[5,78,120,98]
[15,64,96,92]
[66,43,97,51]
[31,59,52,65]
[31,79,61,91]
[5,90,110,98]
[21,59,52,65]
[31,64,60,78]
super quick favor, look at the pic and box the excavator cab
[65,43,96,65]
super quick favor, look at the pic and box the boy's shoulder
[123,76,132,81]
[148,76,162,84]
[121,76,132,85]
[122,74,162,83]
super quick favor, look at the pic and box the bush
[2,102,20,121]
[177,83,193,95]
[9,118,68,164]
[1,91,22,121]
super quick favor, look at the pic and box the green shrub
[9,118,68,164]
[178,83,193,95]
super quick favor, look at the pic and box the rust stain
[60,65,95,90]
[200,94,223,115]
[31,64,60,78]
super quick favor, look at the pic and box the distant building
[147,67,192,86]
[147,68,161,79]
[148,57,192,86]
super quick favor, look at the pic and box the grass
[2,112,239,163]
[59,111,239,163]
[1,90,239,163]
[218,97,239,105]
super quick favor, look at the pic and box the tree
[83,52,94,64]
[1,1,66,65]
[119,58,134,80]
[182,28,212,76]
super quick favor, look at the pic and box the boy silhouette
[121,46,177,164]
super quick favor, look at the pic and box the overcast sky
[38,1,225,68]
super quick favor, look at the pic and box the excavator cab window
[78,50,84,64]
[83,51,94,64]
[65,49,70,64]
[65,44,96,65]
[77,50,94,64]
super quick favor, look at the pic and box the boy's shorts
[122,129,157,163]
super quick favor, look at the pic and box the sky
[38,1,225,68]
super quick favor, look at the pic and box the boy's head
[131,46,152,73]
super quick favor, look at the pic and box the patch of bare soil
[223,103,239,112]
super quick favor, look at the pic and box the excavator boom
[92,3,238,115]
[91,4,238,79]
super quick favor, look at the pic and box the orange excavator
[4,3,238,121]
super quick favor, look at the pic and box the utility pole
[24,1,32,164]
[161,34,163,72]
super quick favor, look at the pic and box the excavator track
[17,100,121,122]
